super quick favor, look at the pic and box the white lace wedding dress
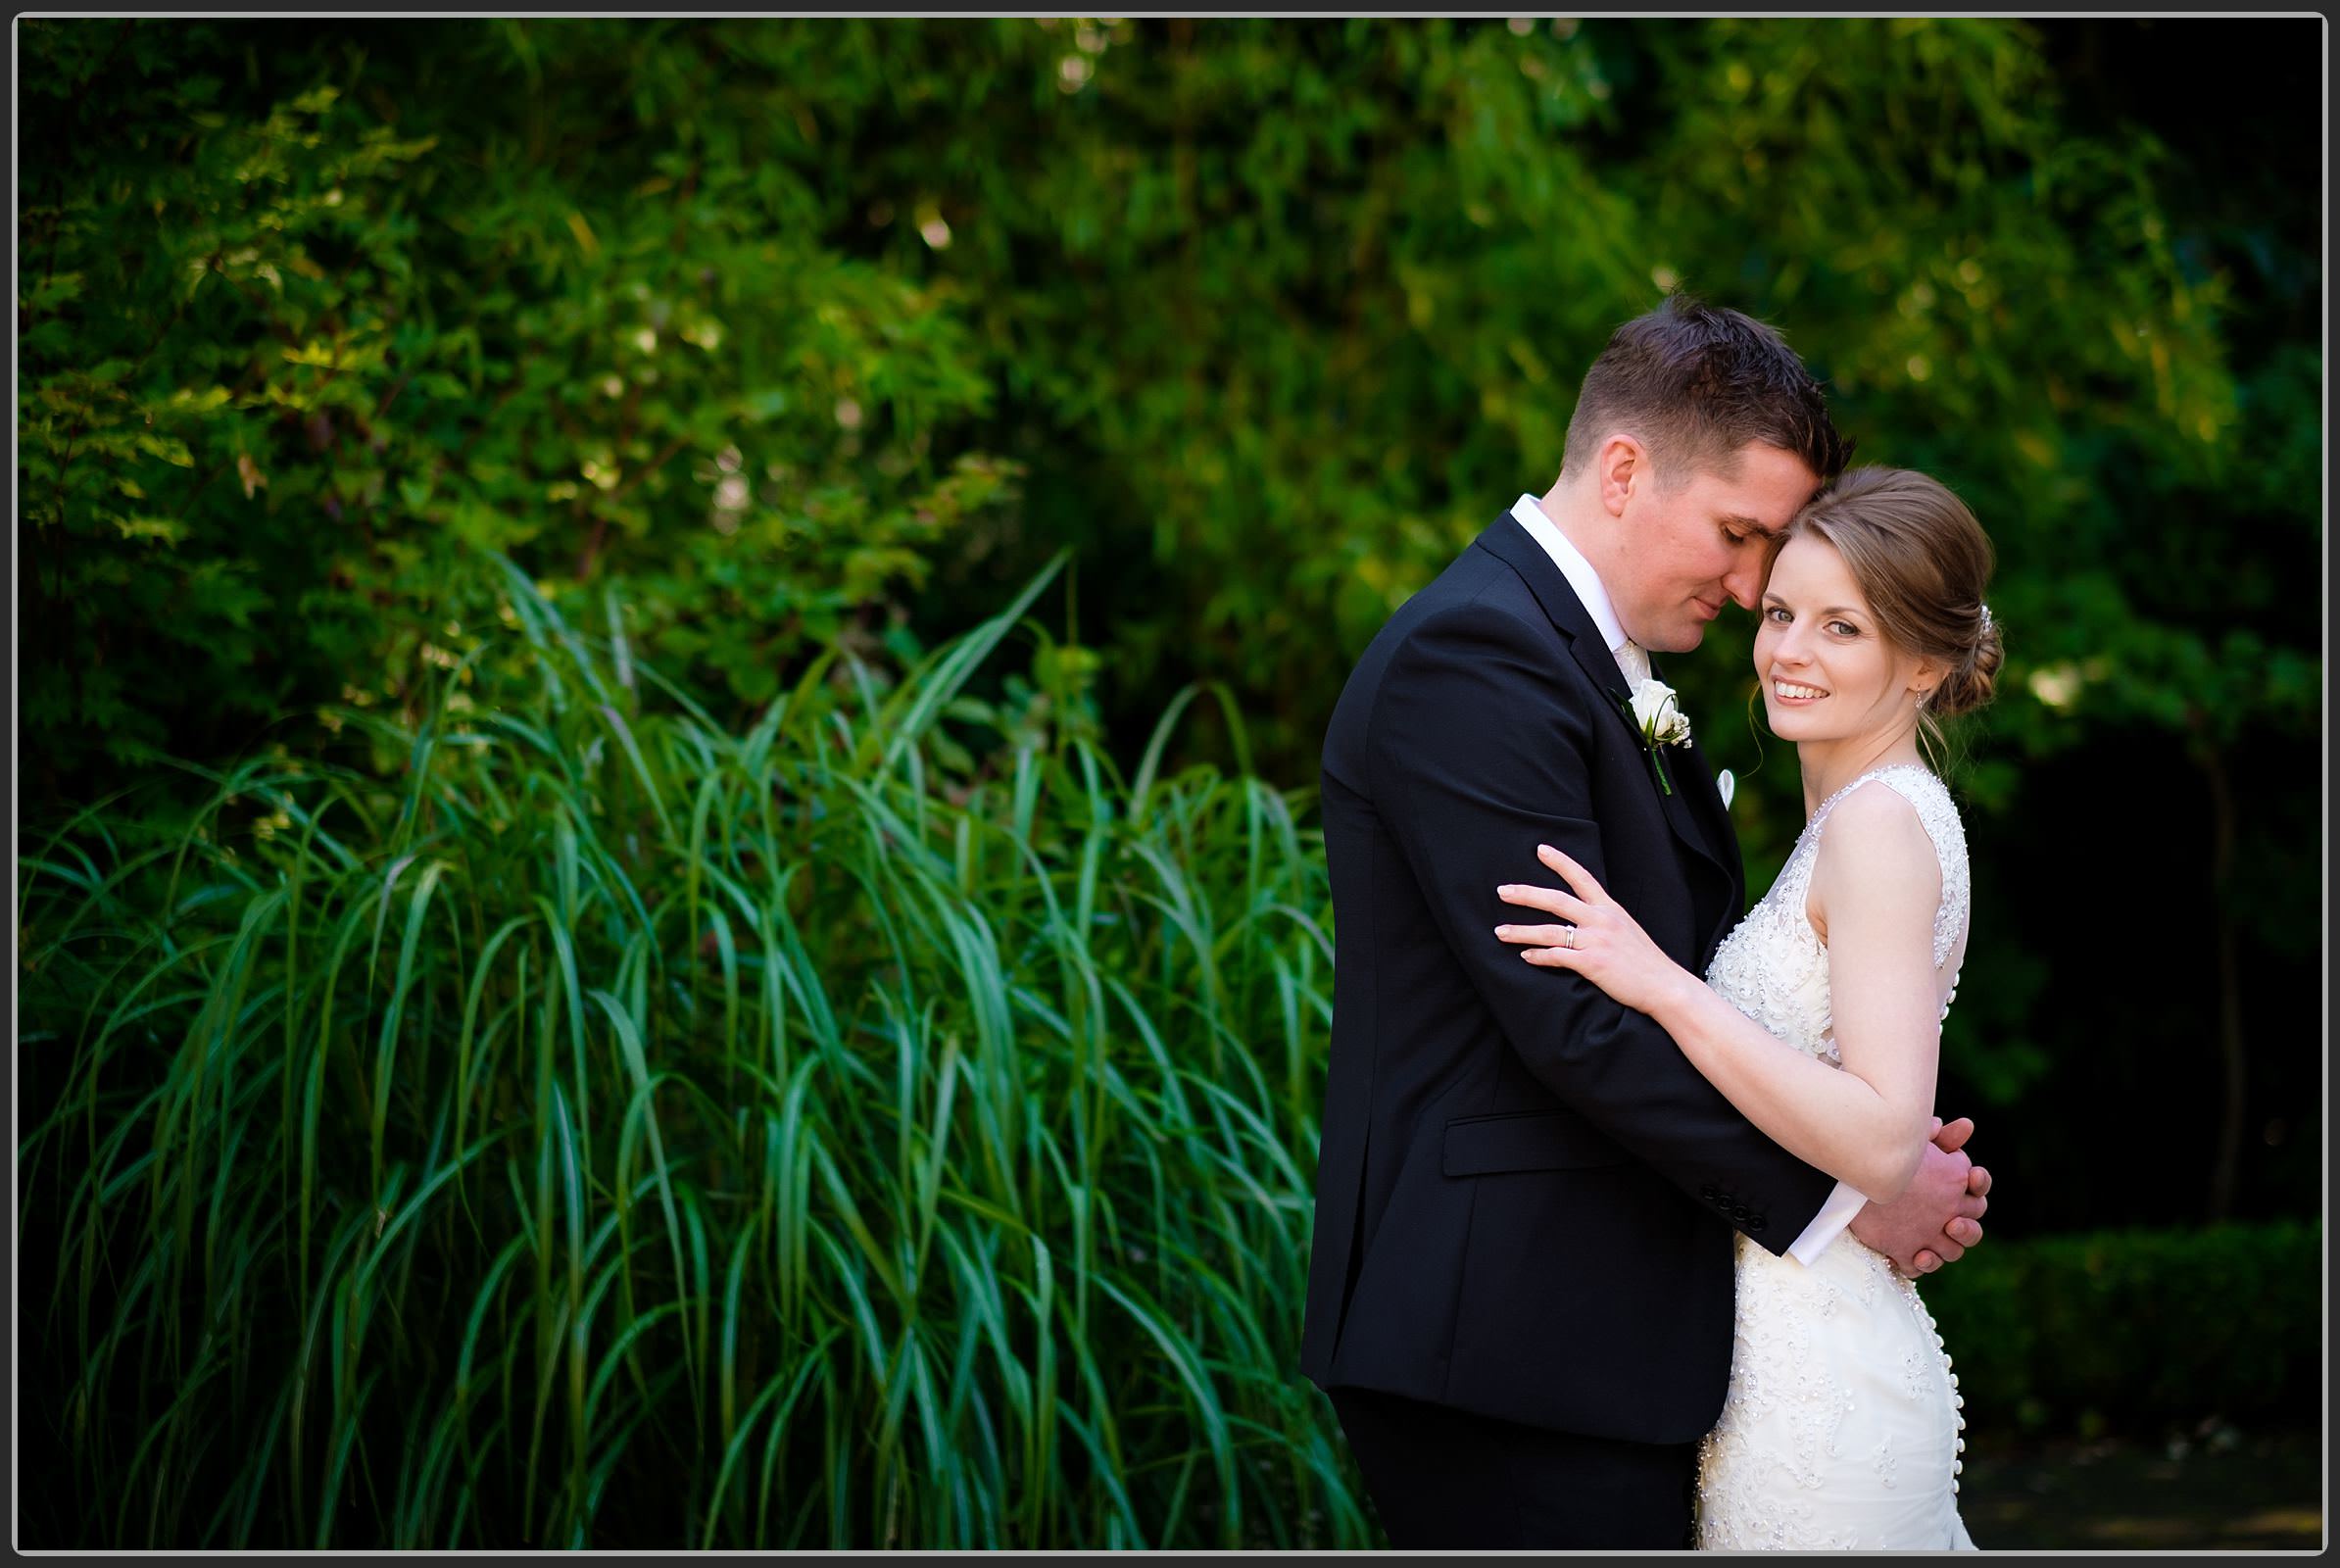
[1693,764,1977,1550]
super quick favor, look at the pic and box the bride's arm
[1651,786,1942,1200]
[1495,784,1944,1201]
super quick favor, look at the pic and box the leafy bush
[20,19,1013,802]
[1924,1219,2320,1440]
[18,557,1359,1549]
[27,19,2319,801]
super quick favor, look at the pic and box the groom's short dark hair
[1562,293,1850,487]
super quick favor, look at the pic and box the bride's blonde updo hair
[1786,466,2003,748]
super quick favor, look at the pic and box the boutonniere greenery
[1621,677,1692,796]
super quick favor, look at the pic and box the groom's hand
[1846,1116,1990,1278]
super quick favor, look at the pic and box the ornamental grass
[19,558,1367,1548]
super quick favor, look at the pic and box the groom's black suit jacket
[1299,511,1838,1446]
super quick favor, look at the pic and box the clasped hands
[1853,1115,1989,1279]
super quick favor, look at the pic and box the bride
[1492,466,2002,1550]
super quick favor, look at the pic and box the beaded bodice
[1703,764,1971,1068]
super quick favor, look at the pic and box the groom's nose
[1722,562,1765,611]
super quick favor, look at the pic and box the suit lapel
[1475,514,1634,709]
[1477,514,1737,886]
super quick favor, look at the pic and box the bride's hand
[1495,844,1692,1016]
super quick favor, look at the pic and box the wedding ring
[1557,925,1579,949]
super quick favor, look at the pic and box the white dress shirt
[1508,494,1865,1265]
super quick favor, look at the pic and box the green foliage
[1923,1219,2320,1440]
[26,20,2319,805]
[19,557,1363,1548]
[22,19,2317,851]
[20,19,1015,799]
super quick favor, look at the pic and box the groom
[1298,295,1991,1549]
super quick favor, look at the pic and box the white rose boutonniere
[1620,677,1692,796]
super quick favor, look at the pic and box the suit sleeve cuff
[1785,1178,1869,1266]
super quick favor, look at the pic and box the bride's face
[1753,533,1938,745]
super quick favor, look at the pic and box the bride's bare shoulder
[1806,778,1943,941]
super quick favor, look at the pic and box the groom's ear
[1597,433,1648,516]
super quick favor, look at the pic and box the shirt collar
[1509,493,1631,657]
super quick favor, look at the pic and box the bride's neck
[1796,729,1927,818]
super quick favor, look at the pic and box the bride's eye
[1764,606,1791,624]
[1828,619,1861,638]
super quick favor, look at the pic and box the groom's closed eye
[1719,514,1785,546]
